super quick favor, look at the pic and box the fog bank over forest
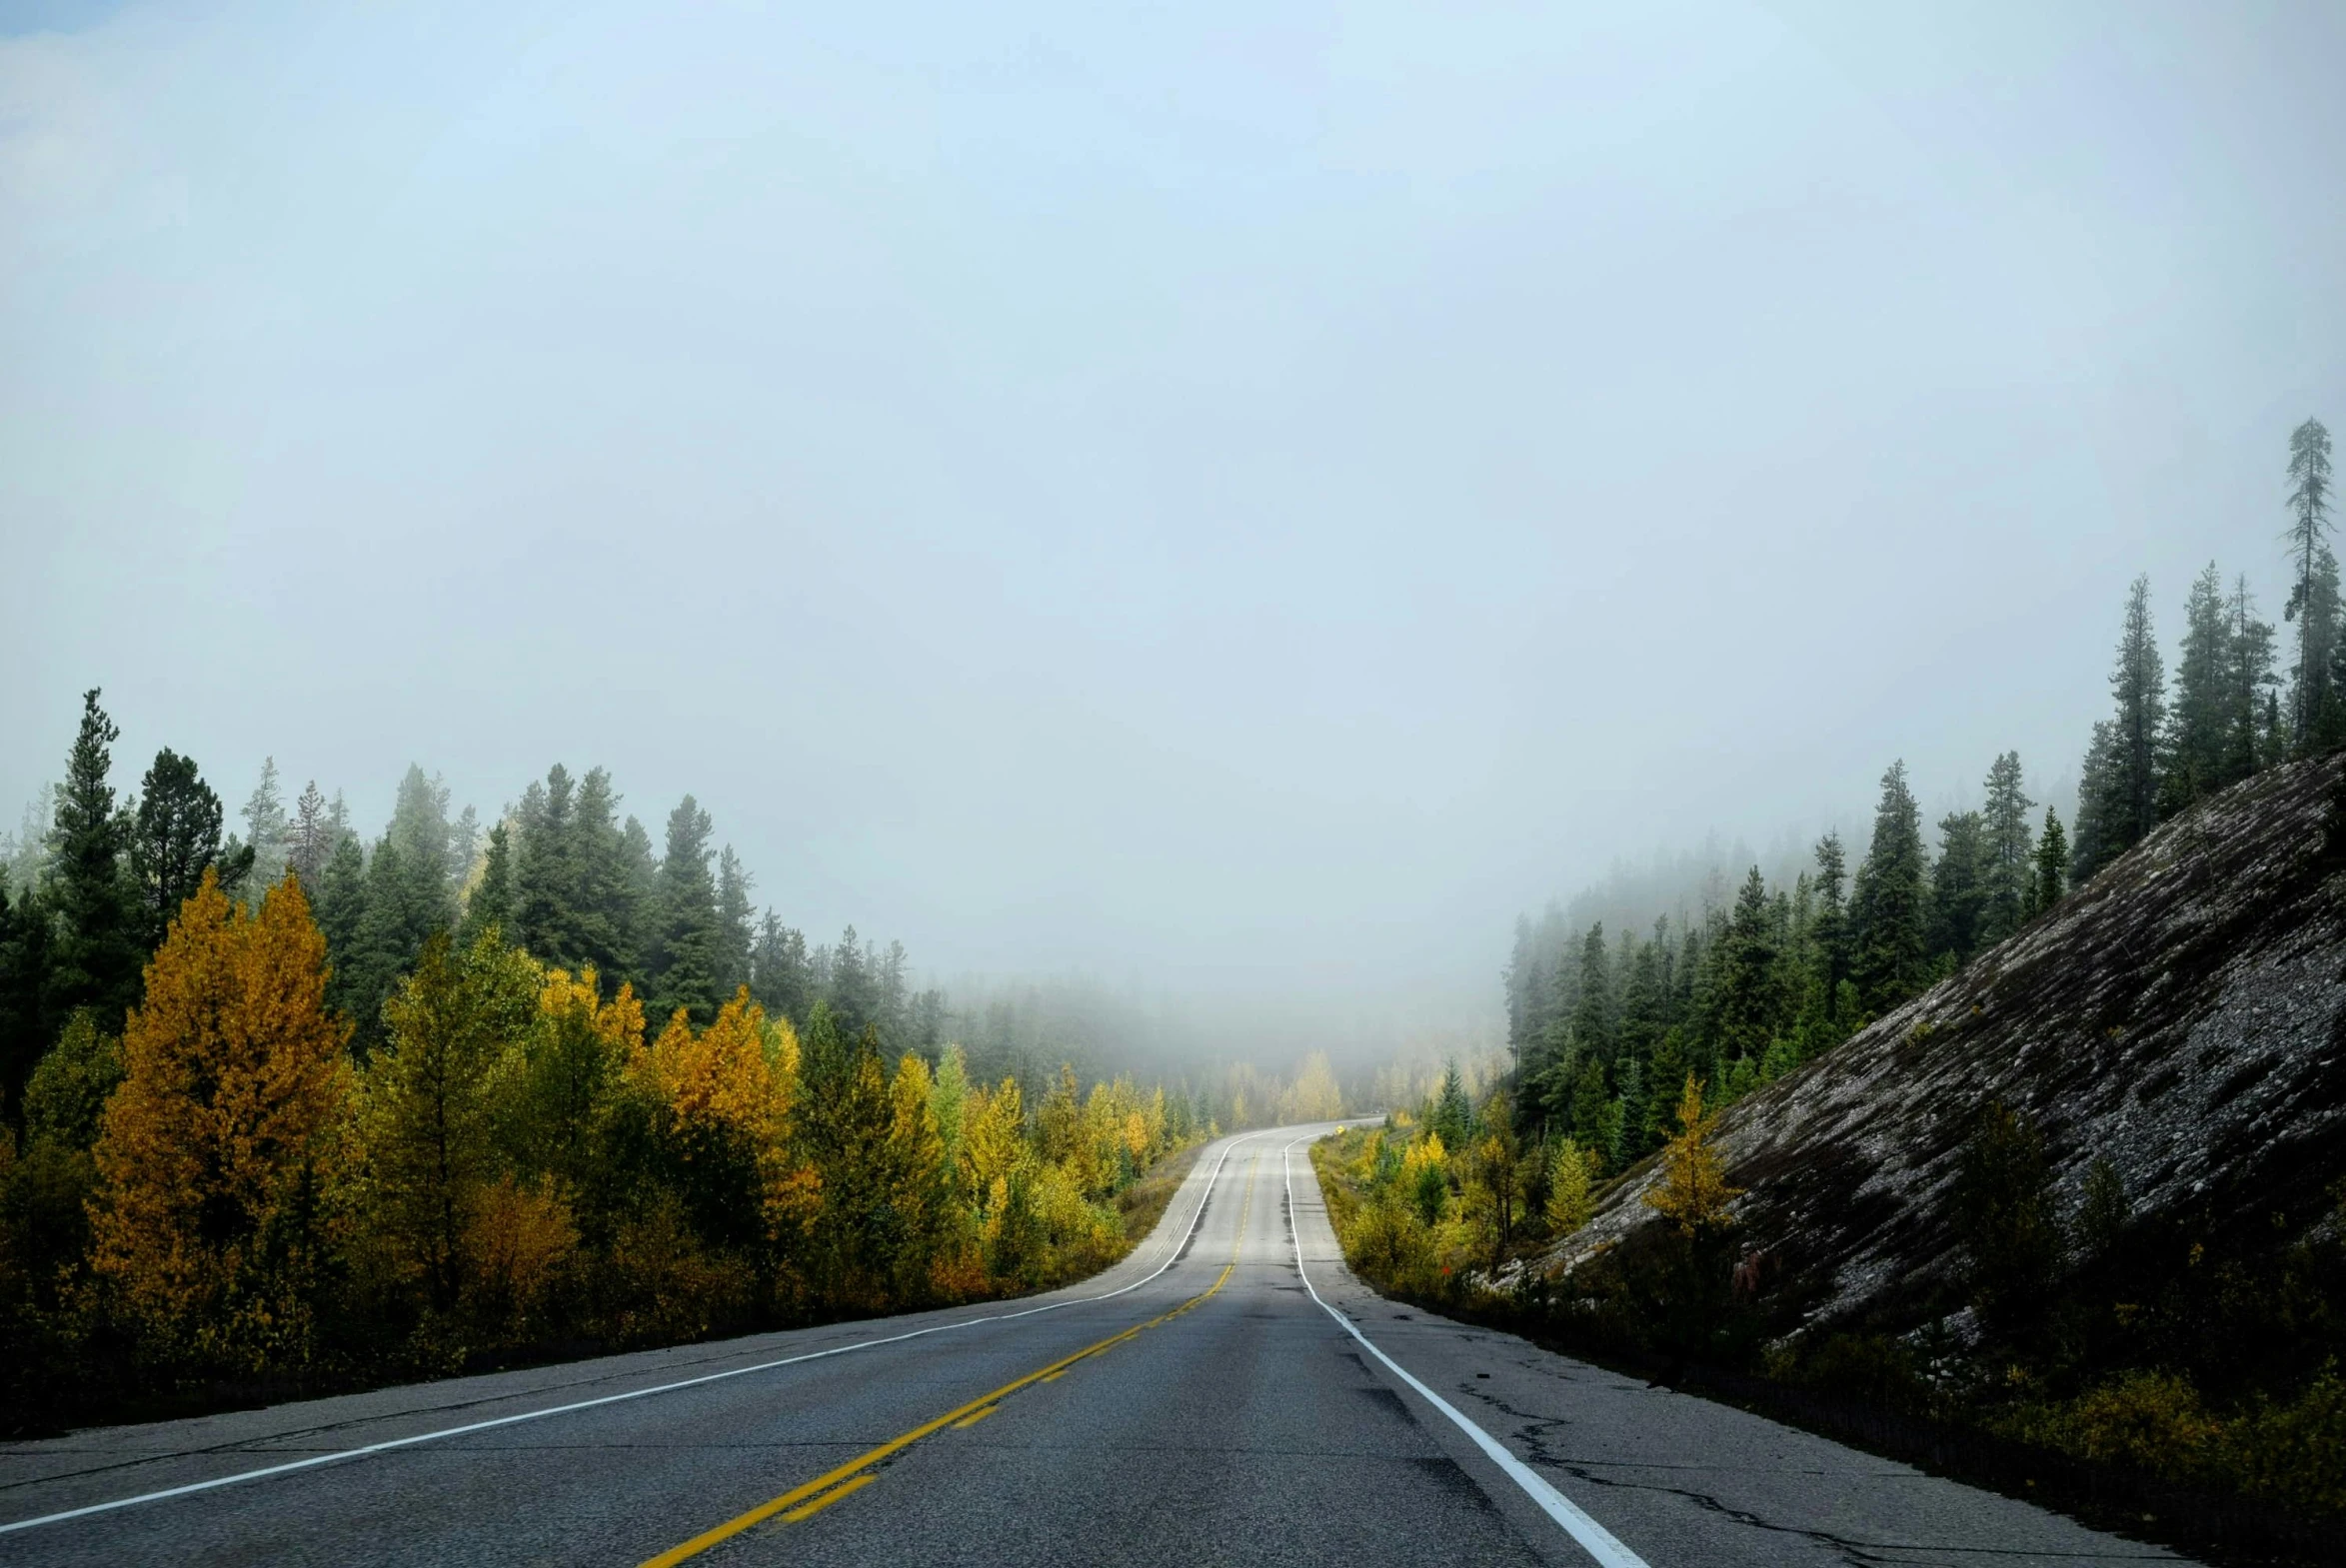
[4,2,2342,1039]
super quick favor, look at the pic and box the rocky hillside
[1544,753,2346,1331]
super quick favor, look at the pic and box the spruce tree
[2284,417,2338,751]
[1978,753,2034,946]
[387,765,458,933]
[40,690,142,1033]
[287,780,335,895]
[315,831,369,988]
[129,749,233,948]
[2030,807,2069,916]
[2068,720,2121,887]
[240,757,289,887]
[648,795,722,1026]
[459,820,515,949]
[1714,867,1779,1064]
[572,767,637,981]
[1572,923,1614,1061]
[2164,564,2231,813]
[515,765,580,967]
[2109,575,2167,846]
[827,924,875,1037]
[716,846,755,1002]
[750,911,811,1023]
[1927,809,1988,967]
[2224,577,2280,785]
[1809,831,1850,998]
[1849,761,1928,1014]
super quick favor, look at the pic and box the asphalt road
[0,1127,2191,1567]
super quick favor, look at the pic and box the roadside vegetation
[0,694,1345,1435]
[1323,418,2346,1556]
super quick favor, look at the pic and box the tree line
[0,695,1339,1429]
[1504,416,2336,1167]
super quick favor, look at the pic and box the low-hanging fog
[4,1,2343,1063]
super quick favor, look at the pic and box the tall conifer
[2285,417,2338,750]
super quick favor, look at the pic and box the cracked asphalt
[0,1129,2194,1567]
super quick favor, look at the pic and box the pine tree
[2109,575,2167,846]
[715,847,754,1003]
[287,781,336,895]
[571,767,637,981]
[1714,868,1779,1065]
[459,821,515,949]
[2164,564,2231,812]
[2284,417,2338,751]
[89,870,350,1365]
[1432,1059,1473,1151]
[1809,832,1850,998]
[648,796,722,1027]
[240,759,289,888]
[130,750,233,949]
[749,911,811,1023]
[1572,923,1614,1062]
[2068,720,2122,887]
[515,766,581,968]
[2029,807,2069,917]
[387,765,458,934]
[2224,579,2279,782]
[315,832,369,1003]
[1849,761,1928,1013]
[827,924,875,1037]
[40,690,142,1034]
[1978,754,2034,946]
[1927,809,1988,967]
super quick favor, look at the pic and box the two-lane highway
[0,1129,2194,1566]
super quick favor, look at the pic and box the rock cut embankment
[1543,755,2346,1329]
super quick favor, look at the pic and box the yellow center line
[776,1472,875,1524]
[638,1154,1258,1568]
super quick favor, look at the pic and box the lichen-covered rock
[1539,755,2346,1330]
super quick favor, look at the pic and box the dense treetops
[0,699,1347,1426]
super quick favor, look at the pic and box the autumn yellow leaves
[51,865,1201,1392]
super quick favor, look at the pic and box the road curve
[0,1127,2193,1566]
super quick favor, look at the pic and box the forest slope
[1543,752,2346,1333]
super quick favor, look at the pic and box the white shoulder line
[1280,1132,1652,1568]
[0,1130,1272,1538]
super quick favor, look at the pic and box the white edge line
[1280,1132,1652,1568]
[0,1129,1274,1537]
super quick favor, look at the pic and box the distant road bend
[0,1128,2191,1566]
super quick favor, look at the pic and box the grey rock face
[1539,755,2346,1331]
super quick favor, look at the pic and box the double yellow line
[640,1158,1257,1567]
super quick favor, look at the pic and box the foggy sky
[4,1,2343,1050]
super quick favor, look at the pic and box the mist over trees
[1502,415,2340,1165]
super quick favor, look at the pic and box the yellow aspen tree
[963,1077,1027,1211]
[90,869,350,1367]
[1144,1085,1168,1156]
[1643,1074,1742,1237]
[1545,1137,1596,1235]
[1290,1051,1343,1121]
[634,988,814,1250]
